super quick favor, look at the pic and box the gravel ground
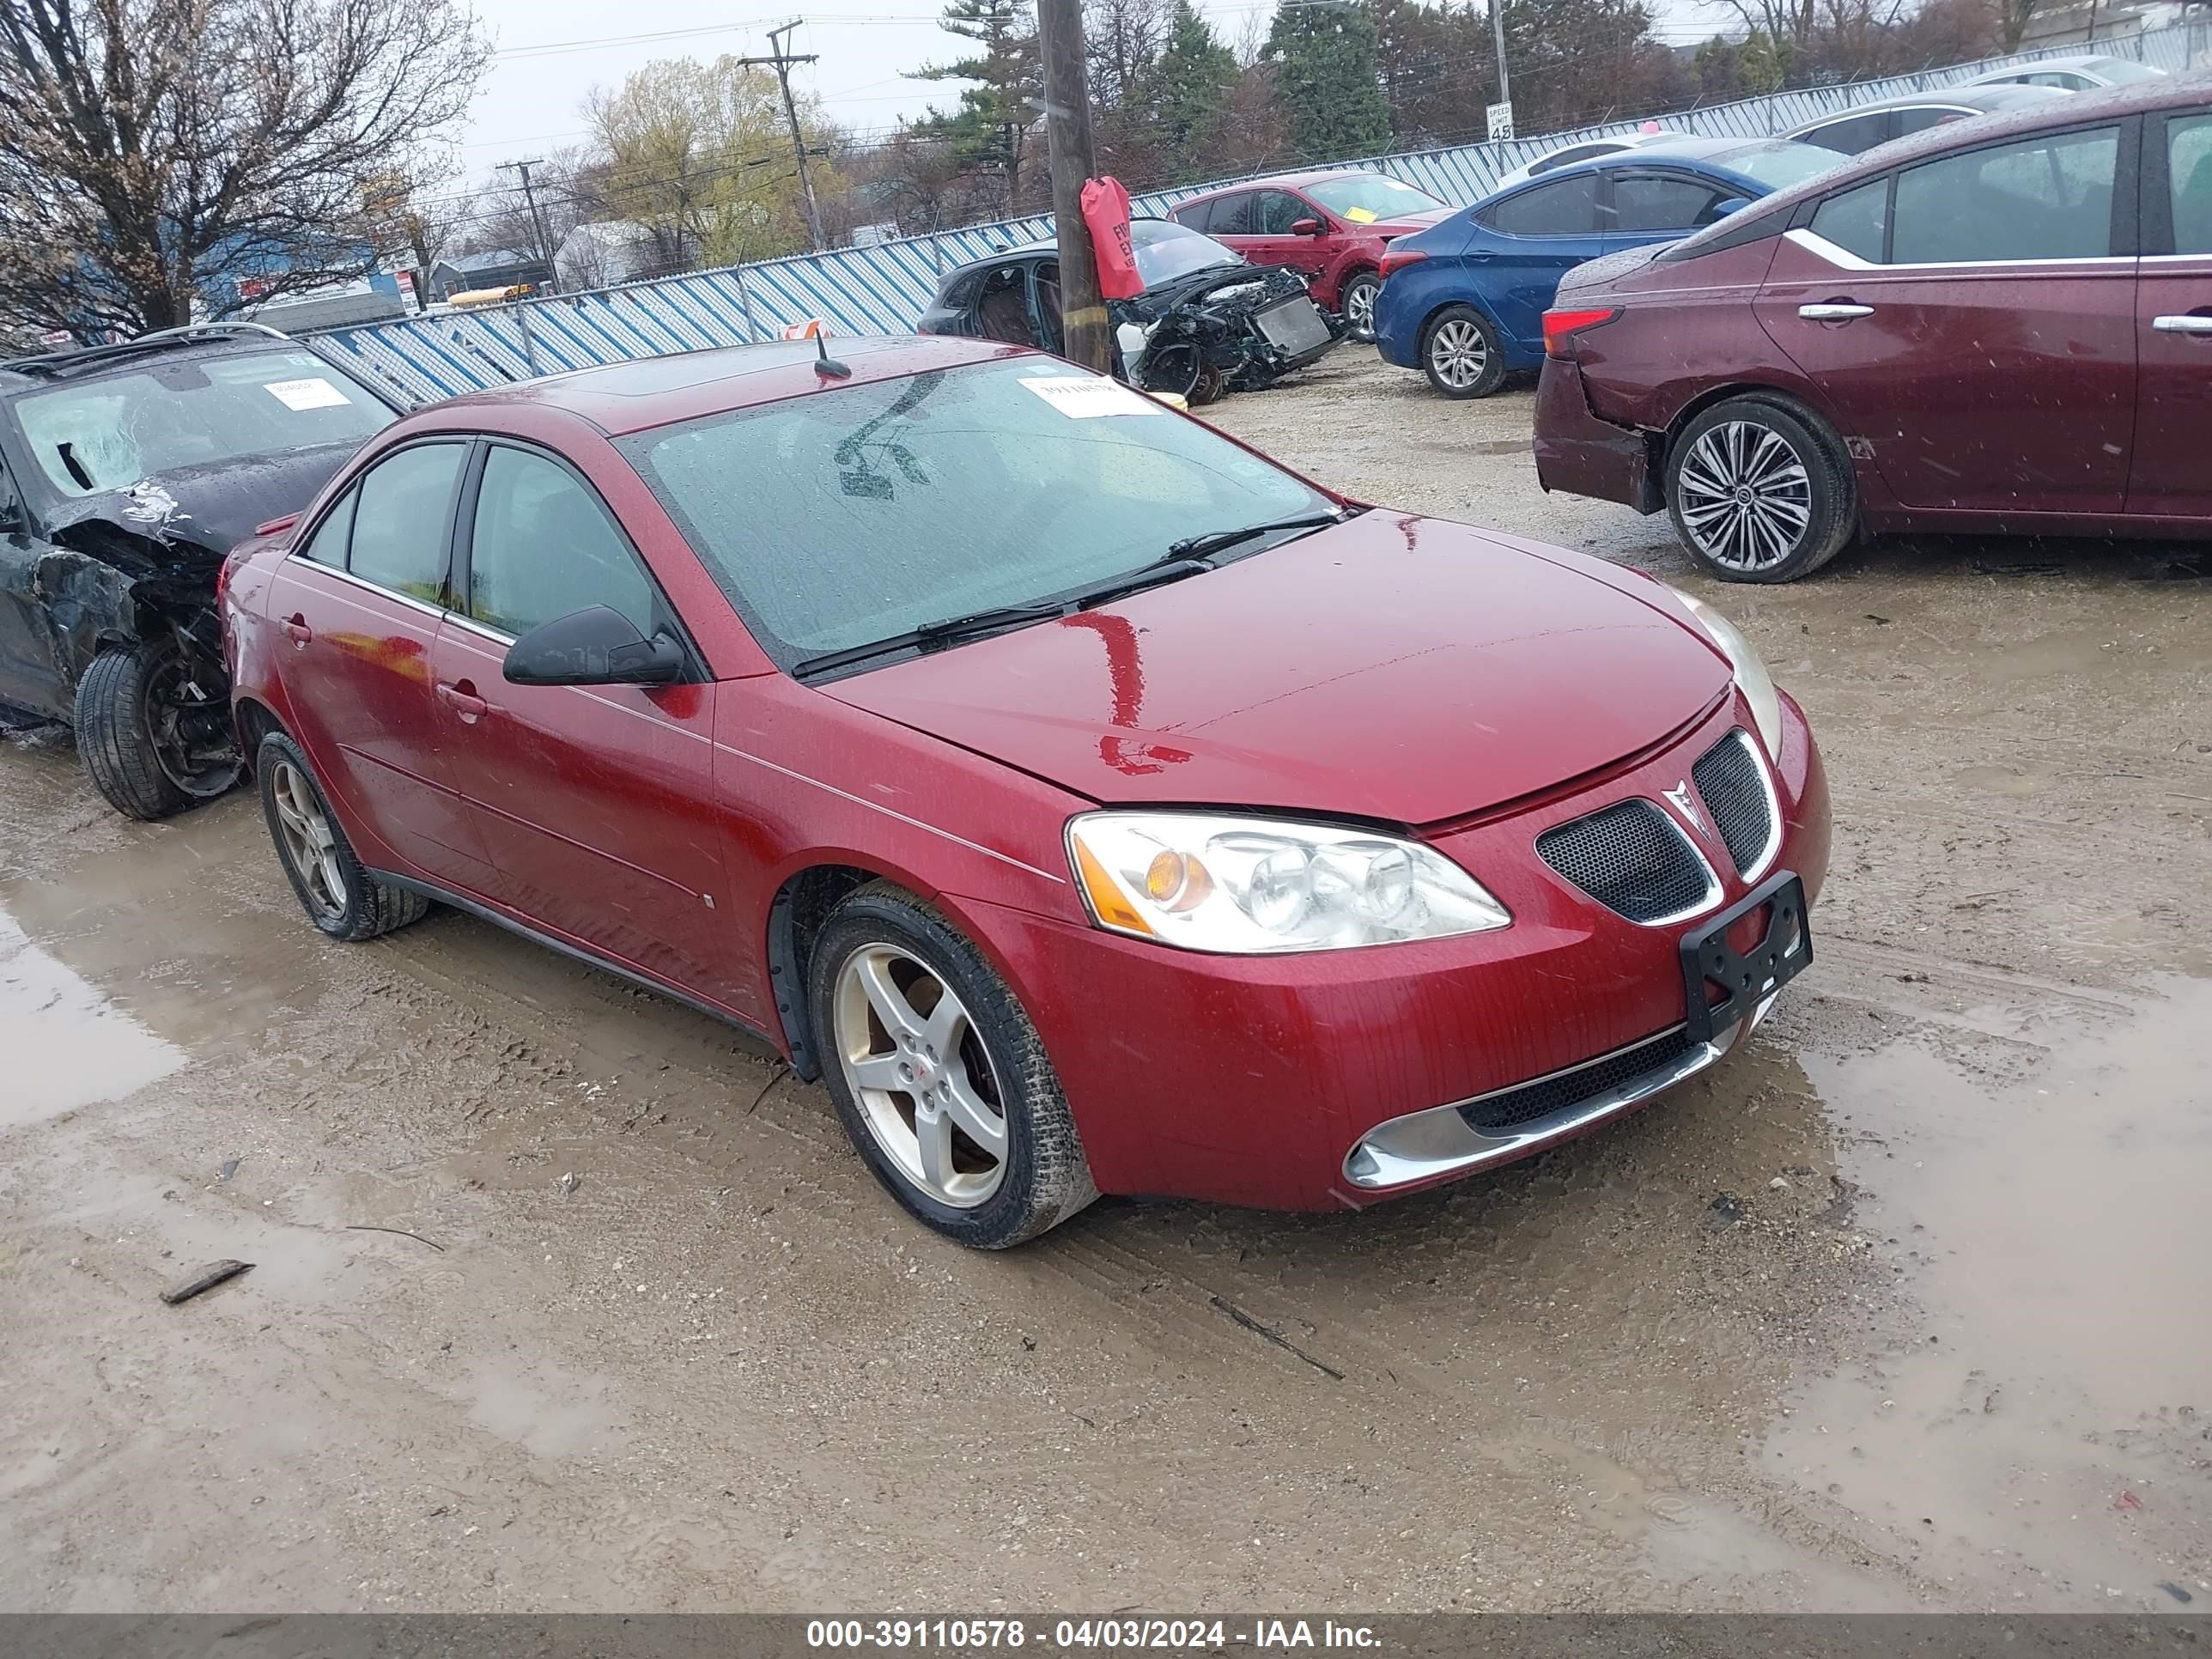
[2,346,2206,1614]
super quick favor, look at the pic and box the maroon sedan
[224,337,1827,1247]
[1534,78,2212,581]
[1170,169,1453,341]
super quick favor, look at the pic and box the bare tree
[0,0,490,340]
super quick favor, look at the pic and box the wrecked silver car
[917,218,1342,405]
[1,324,399,818]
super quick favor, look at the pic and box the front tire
[807,882,1097,1249]
[257,732,429,941]
[73,641,239,820]
[1421,304,1507,398]
[1665,397,1856,583]
[1339,270,1381,343]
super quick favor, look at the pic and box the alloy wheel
[1427,318,1488,389]
[833,944,1009,1208]
[1674,421,1814,573]
[1344,280,1377,340]
[269,758,349,921]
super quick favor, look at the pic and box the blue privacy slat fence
[307,27,2202,407]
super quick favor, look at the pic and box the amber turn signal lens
[1073,838,1155,936]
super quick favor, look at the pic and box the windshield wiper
[790,601,1068,681]
[1164,509,1348,563]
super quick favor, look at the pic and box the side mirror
[503,605,684,687]
[1290,216,1324,237]
[1713,197,1753,218]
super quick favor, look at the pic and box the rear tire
[73,641,235,821]
[257,732,430,941]
[1420,304,1507,398]
[1339,270,1381,343]
[1665,396,1856,583]
[807,881,1097,1249]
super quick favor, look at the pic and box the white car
[1491,131,1686,191]
[1964,52,2167,92]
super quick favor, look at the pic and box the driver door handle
[282,614,313,646]
[1799,302,1875,320]
[2152,314,2212,335]
[437,681,489,721]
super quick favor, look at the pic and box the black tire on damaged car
[73,640,238,821]
[255,731,431,941]
[1664,395,1858,585]
[1420,303,1508,399]
[806,880,1098,1249]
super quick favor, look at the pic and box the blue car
[1374,137,1844,398]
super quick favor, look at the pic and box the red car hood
[1364,208,1454,236]
[822,514,1731,825]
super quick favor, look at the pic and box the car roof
[1668,73,2209,258]
[1975,52,2130,73]
[408,334,1032,438]
[940,216,1190,277]
[1174,167,1413,204]
[1796,82,2067,122]
[0,324,327,398]
[1510,134,1773,183]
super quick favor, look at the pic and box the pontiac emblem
[1663,781,1706,836]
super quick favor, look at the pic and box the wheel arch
[765,860,909,1083]
[232,696,287,777]
[1657,380,1850,484]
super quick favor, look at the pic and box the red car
[224,337,1828,1248]
[1170,169,1453,342]
[1534,79,2212,581]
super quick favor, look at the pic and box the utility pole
[739,22,826,250]
[497,159,557,291]
[1489,0,1510,113]
[1036,0,1111,374]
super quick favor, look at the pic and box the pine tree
[1263,1,1394,164]
[908,0,1042,212]
[1150,2,1238,179]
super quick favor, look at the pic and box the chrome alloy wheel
[832,944,1009,1208]
[1427,317,1489,389]
[1343,280,1377,339]
[1674,420,1814,573]
[269,757,348,921]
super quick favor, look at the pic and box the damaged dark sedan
[1,323,399,818]
[918,217,1340,404]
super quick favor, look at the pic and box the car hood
[46,440,370,560]
[1362,208,1455,236]
[822,514,1733,824]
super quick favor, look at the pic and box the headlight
[1675,590,1783,757]
[1066,812,1511,953]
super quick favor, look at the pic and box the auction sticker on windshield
[263,377,351,411]
[1018,375,1164,419]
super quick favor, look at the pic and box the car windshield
[1131,219,1242,286]
[2086,56,2162,82]
[1704,140,1850,191]
[1302,173,1444,221]
[11,348,395,497]
[619,356,1332,672]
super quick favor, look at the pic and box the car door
[0,453,69,721]
[1246,189,1330,279]
[430,440,742,1007]
[2130,105,2212,517]
[1472,173,1611,351]
[264,441,498,890]
[1754,118,2137,515]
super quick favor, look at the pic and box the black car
[918,217,1340,404]
[0,323,399,818]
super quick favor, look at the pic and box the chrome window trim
[1341,993,1781,1191]
[440,610,514,646]
[1784,227,2135,273]
[285,558,446,623]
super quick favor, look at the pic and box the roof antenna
[813,333,851,380]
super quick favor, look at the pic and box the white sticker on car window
[264,377,351,411]
[1018,375,1164,418]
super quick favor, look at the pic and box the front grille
[1692,731,1774,877]
[1537,799,1711,923]
[1459,1026,1695,1136]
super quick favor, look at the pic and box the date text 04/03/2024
[805,1619,1383,1650]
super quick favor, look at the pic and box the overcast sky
[451,0,1741,189]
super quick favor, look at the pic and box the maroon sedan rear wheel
[1666,396,1857,583]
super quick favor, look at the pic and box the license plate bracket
[1680,870,1811,1044]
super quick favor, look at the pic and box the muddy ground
[3,349,2206,1614]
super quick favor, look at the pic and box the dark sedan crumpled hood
[822,514,1734,825]
[47,440,369,559]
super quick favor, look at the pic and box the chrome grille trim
[1693,728,1783,884]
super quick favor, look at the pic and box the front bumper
[951,692,1830,1212]
[1534,358,1662,514]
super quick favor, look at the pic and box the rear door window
[347,442,465,604]
[1483,173,1602,236]
[1170,198,1214,233]
[1610,173,1735,232]
[1206,192,1257,235]
[1808,179,1891,262]
[1890,125,2119,262]
[2169,112,2212,254]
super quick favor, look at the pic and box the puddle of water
[1775,978,2212,1605]
[0,902,185,1127]
[463,1358,630,1458]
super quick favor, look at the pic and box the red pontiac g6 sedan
[224,337,1829,1247]
[1534,78,2212,581]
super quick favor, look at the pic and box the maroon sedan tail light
[1541,306,1622,360]
[1378,246,1428,280]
